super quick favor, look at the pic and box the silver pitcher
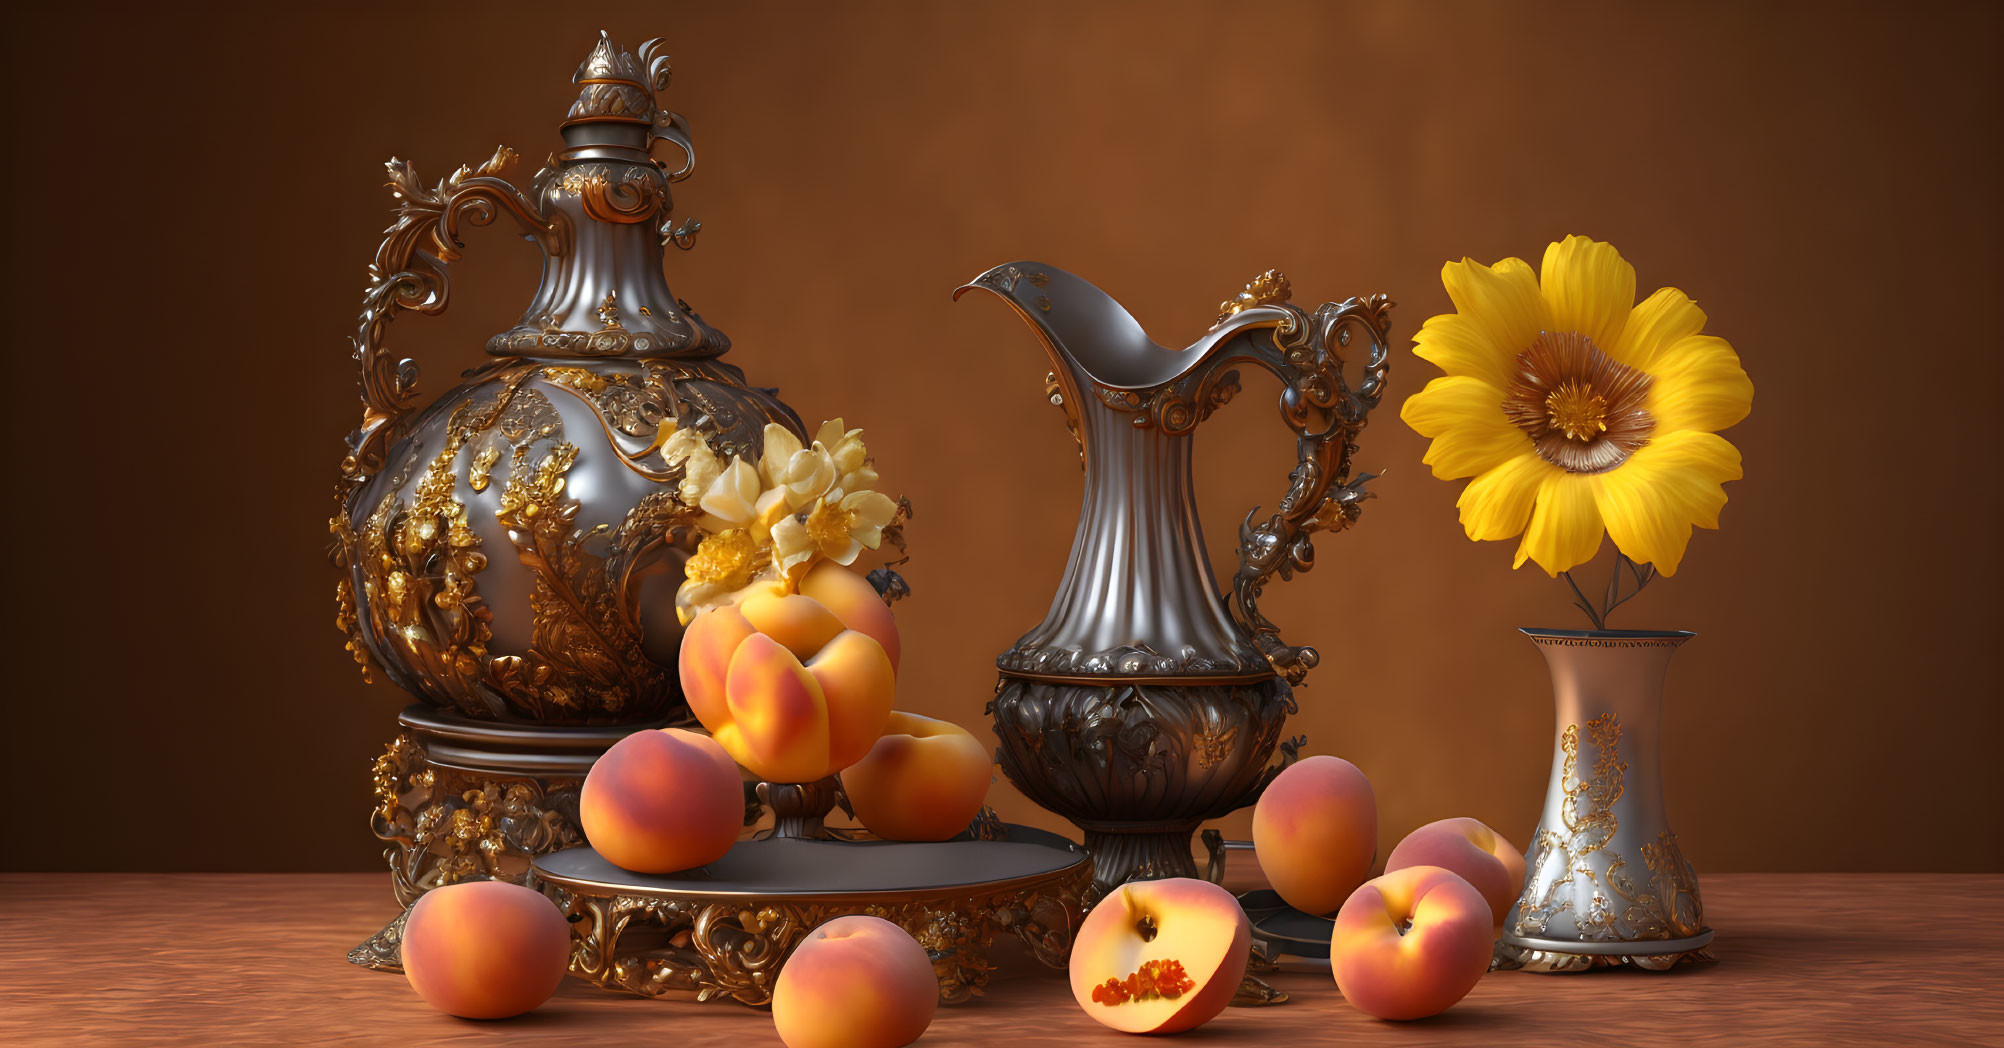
[956,265,1391,891]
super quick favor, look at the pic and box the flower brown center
[1504,331,1654,473]
[1545,380,1608,442]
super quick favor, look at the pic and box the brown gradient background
[2,1,1997,874]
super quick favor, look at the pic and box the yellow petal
[1440,256,1548,369]
[700,458,762,526]
[1412,312,1518,391]
[1612,287,1707,370]
[1399,376,1528,480]
[1539,235,1635,351]
[760,424,803,488]
[1457,450,1556,542]
[813,417,847,449]
[1590,430,1742,576]
[840,489,899,532]
[1645,334,1753,435]
[754,487,792,536]
[1515,471,1605,576]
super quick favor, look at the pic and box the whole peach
[1252,754,1378,916]
[401,880,570,1019]
[1069,877,1250,1035]
[580,727,743,874]
[1332,865,1493,1021]
[680,591,895,783]
[1384,817,1526,933]
[840,712,991,841]
[772,915,937,1048]
[798,561,901,672]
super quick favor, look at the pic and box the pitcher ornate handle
[1166,272,1393,684]
[341,146,567,482]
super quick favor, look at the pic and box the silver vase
[1499,628,1715,972]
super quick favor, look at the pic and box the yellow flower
[771,489,900,578]
[1400,236,1752,576]
[677,418,902,613]
[759,423,839,511]
[814,418,878,497]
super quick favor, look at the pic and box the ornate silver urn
[957,265,1391,891]
[331,32,803,969]
[331,31,802,726]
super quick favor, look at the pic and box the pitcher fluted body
[957,264,1392,891]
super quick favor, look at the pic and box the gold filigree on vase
[1401,235,1750,972]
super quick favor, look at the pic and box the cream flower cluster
[665,419,899,621]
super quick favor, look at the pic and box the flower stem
[1561,553,1658,630]
[1560,570,1607,631]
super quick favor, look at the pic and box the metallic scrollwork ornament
[348,718,598,972]
[545,838,1092,1006]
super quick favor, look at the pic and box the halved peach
[1069,877,1250,1035]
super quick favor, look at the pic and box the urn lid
[484,31,721,360]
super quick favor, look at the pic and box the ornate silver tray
[533,822,1093,1005]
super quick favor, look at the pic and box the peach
[839,712,992,841]
[798,560,901,672]
[772,915,937,1048]
[400,879,570,1019]
[1331,865,1492,1021]
[1384,818,1526,933]
[1251,754,1378,916]
[680,589,896,783]
[580,727,743,874]
[1069,877,1250,1035]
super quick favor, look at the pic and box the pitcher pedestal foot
[1078,825,1204,891]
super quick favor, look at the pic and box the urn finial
[564,31,673,130]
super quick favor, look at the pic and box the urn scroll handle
[1204,280,1394,684]
[342,147,569,482]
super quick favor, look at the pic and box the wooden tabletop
[1,872,1998,1046]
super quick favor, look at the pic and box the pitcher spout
[955,261,1311,393]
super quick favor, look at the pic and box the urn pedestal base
[347,704,668,971]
